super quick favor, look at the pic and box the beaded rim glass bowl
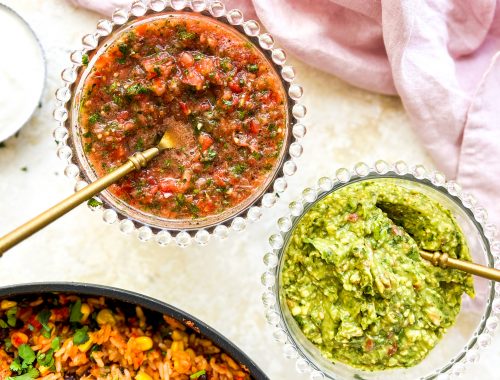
[261,161,500,380]
[53,0,306,247]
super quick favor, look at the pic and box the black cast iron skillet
[0,282,269,380]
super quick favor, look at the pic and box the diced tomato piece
[135,23,148,36]
[387,341,398,356]
[213,169,228,187]
[347,213,359,222]
[11,332,29,348]
[159,178,180,193]
[116,110,129,123]
[27,315,42,331]
[364,338,374,352]
[52,307,70,321]
[179,52,194,67]
[182,68,205,90]
[249,119,260,134]
[151,77,166,96]
[198,198,216,213]
[196,57,215,76]
[179,101,191,115]
[229,79,243,93]
[198,133,214,152]
[111,145,127,160]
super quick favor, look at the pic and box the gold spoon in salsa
[0,131,176,255]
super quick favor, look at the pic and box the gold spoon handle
[0,148,159,256]
[420,250,500,282]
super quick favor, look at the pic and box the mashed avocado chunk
[282,180,474,370]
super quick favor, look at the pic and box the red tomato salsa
[79,14,287,219]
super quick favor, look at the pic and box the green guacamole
[282,180,474,371]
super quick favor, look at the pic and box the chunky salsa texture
[79,14,286,219]
[282,181,474,371]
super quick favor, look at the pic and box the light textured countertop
[0,1,498,379]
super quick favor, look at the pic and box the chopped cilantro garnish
[175,194,186,208]
[51,336,60,351]
[18,344,36,365]
[117,43,131,64]
[194,52,204,61]
[135,137,145,151]
[237,110,246,120]
[190,370,207,379]
[88,113,101,125]
[82,53,89,65]
[222,99,233,107]
[220,57,231,72]
[87,198,103,208]
[20,167,28,172]
[252,151,263,160]
[37,310,51,326]
[201,147,217,163]
[177,26,197,40]
[6,307,17,327]
[73,326,89,345]
[82,131,92,138]
[9,358,22,372]
[7,367,39,380]
[247,63,259,73]
[127,83,150,95]
[36,348,55,367]
[69,300,83,323]
[154,66,161,76]
[84,143,93,153]
[231,164,247,176]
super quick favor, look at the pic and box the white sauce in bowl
[0,5,45,142]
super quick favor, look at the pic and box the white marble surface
[0,0,498,379]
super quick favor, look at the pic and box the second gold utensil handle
[420,250,500,282]
[0,148,159,256]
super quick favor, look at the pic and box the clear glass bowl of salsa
[53,0,306,246]
[261,161,500,380]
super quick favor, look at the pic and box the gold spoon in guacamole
[0,131,176,255]
[420,249,500,281]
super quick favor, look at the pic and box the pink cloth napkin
[69,0,500,230]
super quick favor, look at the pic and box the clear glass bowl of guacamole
[262,162,500,380]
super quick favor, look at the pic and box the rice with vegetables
[0,295,251,380]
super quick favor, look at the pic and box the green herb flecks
[37,310,52,338]
[220,57,232,72]
[127,83,150,96]
[69,300,83,323]
[190,369,207,379]
[88,112,101,125]
[6,307,17,327]
[87,198,103,208]
[135,137,145,151]
[247,64,259,73]
[117,43,131,64]
[231,163,247,176]
[73,326,90,345]
[177,26,197,41]
[82,53,89,65]
[201,147,217,163]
